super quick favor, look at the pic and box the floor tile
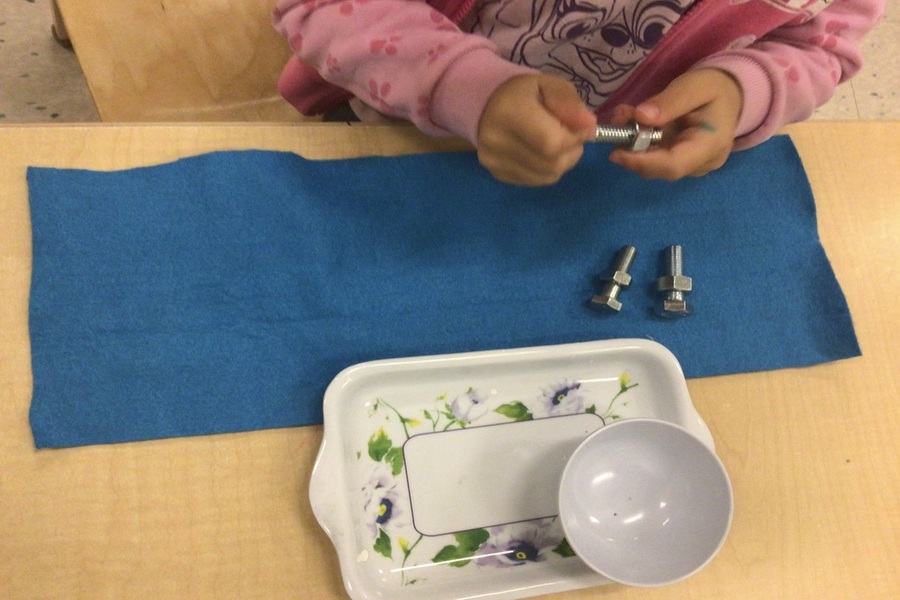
[853,20,900,120]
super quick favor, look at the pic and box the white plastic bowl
[559,418,733,587]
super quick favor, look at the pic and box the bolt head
[590,294,623,313]
[657,298,693,318]
[656,274,692,292]
[603,270,632,287]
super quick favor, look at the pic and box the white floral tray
[310,339,713,600]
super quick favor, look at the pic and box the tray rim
[310,338,712,600]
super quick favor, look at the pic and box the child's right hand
[607,69,743,181]
[476,74,597,186]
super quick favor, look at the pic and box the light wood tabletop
[1,122,898,599]
[54,0,303,122]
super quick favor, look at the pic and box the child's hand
[609,69,743,181]
[477,74,597,186]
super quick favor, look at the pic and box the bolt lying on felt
[594,122,663,152]
[591,245,637,313]
[656,245,692,318]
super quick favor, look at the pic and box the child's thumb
[537,76,596,136]
[634,73,714,126]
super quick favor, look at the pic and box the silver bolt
[594,122,663,152]
[590,245,637,313]
[656,245,693,318]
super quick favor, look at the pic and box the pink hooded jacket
[273,0,884,150]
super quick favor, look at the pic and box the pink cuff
[429,48,537,145]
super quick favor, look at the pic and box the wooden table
[1,122,898,599]
[53,0,304,122]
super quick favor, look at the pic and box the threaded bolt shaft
[594,123,663,148]
[664,244,684,279]
[656,244,693,318]
[666,246,686,303]
[595,125,638,144]
[613,244,637,274]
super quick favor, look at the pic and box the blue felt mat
[27,136,860,448]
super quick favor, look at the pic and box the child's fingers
[635,70,742,129]
[635,87,707,127]
[480,143,585,186]
[477,74,595,185]
[609,128,729,180]
[537,76,597,139]
[610,104,636,125]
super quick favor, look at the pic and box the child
[272,0,885,185]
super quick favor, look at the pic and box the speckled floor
[0,0,898,124]
[0,0,98,123]
[812,0,900,121]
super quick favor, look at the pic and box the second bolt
[656,245,693,318]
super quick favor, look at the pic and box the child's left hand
[608,69,743,181]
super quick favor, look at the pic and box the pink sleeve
[693,0,885,150]
[272,0,534,144]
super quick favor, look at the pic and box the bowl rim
[558,417,734,587]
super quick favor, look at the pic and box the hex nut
[630,124,655,152]
[590,294,623,312]
[656,274,692,292]
[604,270,632,287]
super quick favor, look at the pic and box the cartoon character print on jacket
[462,0,693,108]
